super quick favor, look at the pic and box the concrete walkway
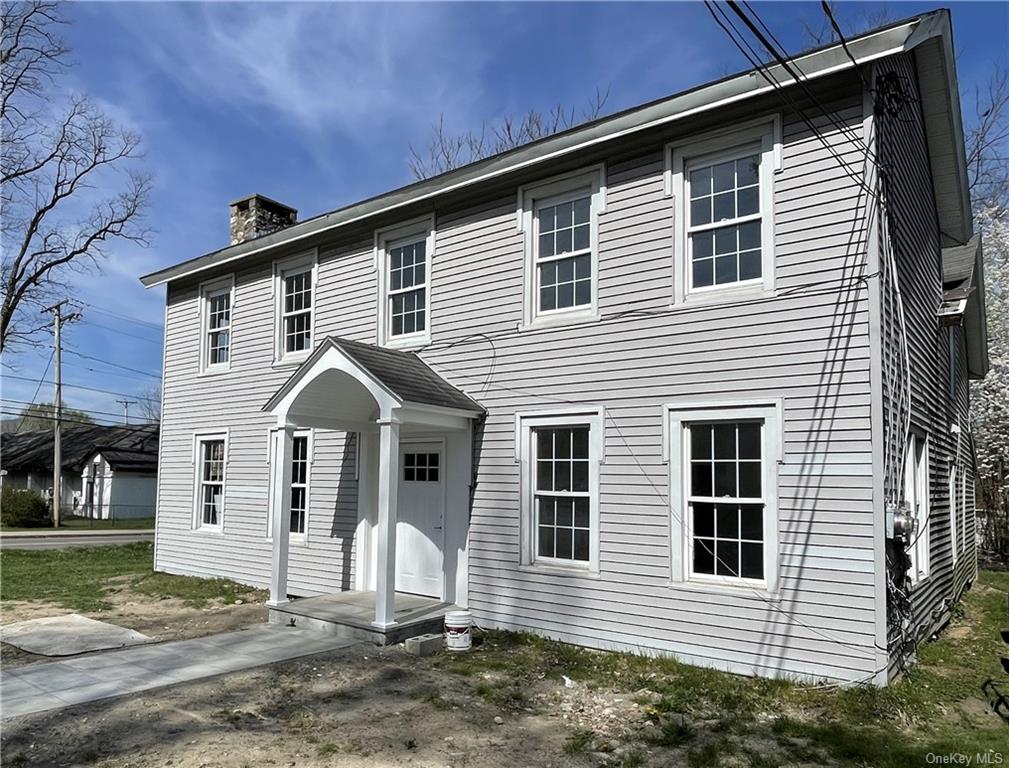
[1,625,354,719]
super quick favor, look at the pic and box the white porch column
[372,417,400,628]
[268,425,295,607]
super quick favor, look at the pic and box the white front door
[396,442,444,597]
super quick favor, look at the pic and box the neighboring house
[0,424,159,520]
[140,10,988,685]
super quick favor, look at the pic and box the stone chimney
[228,194,297,245]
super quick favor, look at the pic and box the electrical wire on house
[62,349,161,379]
[75,318,163,346]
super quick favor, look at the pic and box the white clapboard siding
[155,85,895,683]
[875,54,978,681]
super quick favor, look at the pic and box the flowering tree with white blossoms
[971,206,1009,561]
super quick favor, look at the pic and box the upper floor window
[668,119,778,303]
[274,252,316,362]
[199,277,233,373]
[376,218,433,347]
[687,152,761,289]
[518,166,605,328]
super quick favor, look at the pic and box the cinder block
[405,633,443,657]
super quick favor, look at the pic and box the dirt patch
[1,589,265,668]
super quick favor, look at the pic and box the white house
[141,11,987,685]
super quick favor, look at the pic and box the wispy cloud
[105,3,488,141]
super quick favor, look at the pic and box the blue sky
[3,1,1006,425]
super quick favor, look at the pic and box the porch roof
[262,336,484,418]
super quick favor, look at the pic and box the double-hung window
[195,435,226,530]
[289,434,309,536]
[686,152,762,289]
[668,120,777,302]
[275,253,315,362]
[267,429,311,540]
[536,194,592,313]
[200,278,233,372]
[518,409,603,572]
[519,166,605,327]
[377,219,433,346]
[667,402,779,592]
[904,434,930,584]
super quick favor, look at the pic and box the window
[275,253,315,362]
[290,435,309,535]
[904,434,930,583]
[518,166,605,327]
[517,409,603,571]
[200,278,233,372]
[687,153,761,289]
[388,238,427,337]
[949,461,958,566]
[667,401,779,592]
[687,421,764,580]
[404,452,439,482]
[668,120,777,303]
[195,436,226,530]
[376,218,433,346]
[536,195,592,313]
[267,429,311,539]
[534,427,591,562]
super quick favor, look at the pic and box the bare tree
[136,383,161,423]
[408,87,610,180]
[965,65,1009,217]
[1,1,151,353]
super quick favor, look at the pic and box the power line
[0,397,140,422]
[63,349,161,379]
[12,349,54,435]
[72,300,163,331]
[60,358,162,382]
[3,373,155,401]
[0,410,128,429]
[75,318,163,345]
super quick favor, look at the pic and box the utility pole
[43,300,68,528]
[116,398,136,425]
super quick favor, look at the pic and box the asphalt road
[0,532,154,550]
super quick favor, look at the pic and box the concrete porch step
[268,591,456,646]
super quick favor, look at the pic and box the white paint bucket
[444,610,473,652]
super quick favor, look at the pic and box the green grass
[0,542,265,611]
[435,571,1009,766]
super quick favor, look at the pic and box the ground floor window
[195,435,226,530]
[517,409,603,572]
[667,402,779,592]
[905,434,930,583]
[269,429,312,539]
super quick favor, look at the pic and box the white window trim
[664,399,781,596]
[666,118,778,305]
[266,427,314,545]
[905,432,930,585]
[517,165,606,330]
[948,459,958,566]
[198,275,234,375]
[515,406,605,575]
[374,215,435,349]
[191,430,229,534]
[273,250,318,366]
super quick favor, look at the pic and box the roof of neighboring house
[0,423,159,474]
[140,9,970,290]
[264,337,484,415]
[940,234,989,379]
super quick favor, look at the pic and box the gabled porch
[262,337,482,642]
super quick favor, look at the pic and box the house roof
[940,234,989,379]
[140,9,970,290]
[263,337,484,416]
[0,424,159,474]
